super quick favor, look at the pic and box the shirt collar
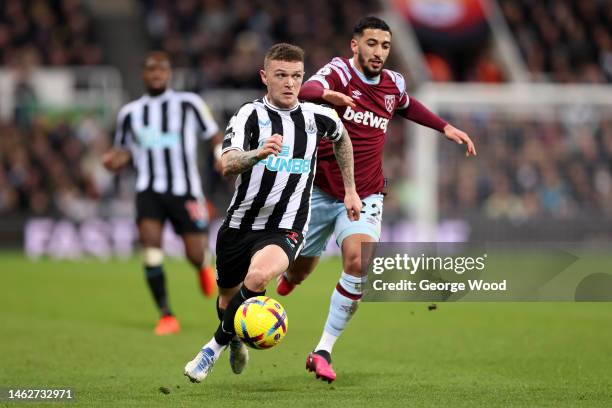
[145,88,172,100]
[263,95,300,112]
[349,57,381,85]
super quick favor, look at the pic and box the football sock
[214,285,265,346]
[202,337,225,359]
[315,272,363,354]
[145,265,172,316]
[215,296,225,321]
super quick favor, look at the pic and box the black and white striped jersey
[221,96,345,233]
[114,89,219,198]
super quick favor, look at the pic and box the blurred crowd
[435,110,612,221]
[500,0,612,83]
[0,116,119,219]
[0,0,103,67]
[140,0,383,89]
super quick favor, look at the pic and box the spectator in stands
[501,0,611,83]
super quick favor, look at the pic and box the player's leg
[168,194,216,297]
[215,285,250,374]
[185,229,302,383]
[139,217,179,335]
[212,244,291,349]
[277,187,336,295]
[307,193,383,382]
[278,255,320,295]
[181,232,216,297]
[184,225,253,382]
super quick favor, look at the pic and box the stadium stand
[499,0,611,82]
[0,0,104,67]
[140,0,383,88]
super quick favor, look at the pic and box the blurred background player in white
[103,51,222,335]
[276,17,477,382]
[184,43,361,383]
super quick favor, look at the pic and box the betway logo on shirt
[343,106,389,131]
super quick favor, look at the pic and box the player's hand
[256,134,283,159]
[344,190,362,221]
[322,89,356,108]
[443,124,477,157]
[102,148,131,172]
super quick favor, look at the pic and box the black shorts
[215,225,304,289]
[136,190,209,234]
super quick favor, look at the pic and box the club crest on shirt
[306,118,317,134]
[384,95,395,113]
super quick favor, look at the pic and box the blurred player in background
[183,43,361,383]
[103,51,222,335]
[276,17,477,382]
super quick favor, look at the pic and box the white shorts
[301,187,384,257]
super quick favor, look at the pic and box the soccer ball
[234,296,288,349]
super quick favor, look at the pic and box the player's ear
[350,38,359,54]
[260,69,267,86]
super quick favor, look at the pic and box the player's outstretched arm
[220,134,283,177]
[102,148,132,173]
[397,97,476,157]
[332,129,361,221]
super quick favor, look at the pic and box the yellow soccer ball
[234,296,288,349]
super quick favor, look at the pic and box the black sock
[216,296,224,321]
[214,285,265,346]
[145,265,172,316]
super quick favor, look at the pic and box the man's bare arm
[220,150,261,177]
[332,128,361,221]
[220,134,283,177]
[332,128,356,191]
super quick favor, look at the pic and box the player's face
[351,29,391,78]
[142,57,171,93]
[260,59,304,109]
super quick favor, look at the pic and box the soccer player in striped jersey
[102,51,222,335]
[276,17,477,382]
[184,43,362,383]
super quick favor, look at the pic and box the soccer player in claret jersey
[276,17,477,382]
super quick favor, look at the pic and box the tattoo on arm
[222,150,260,176]
[332,129,356,190]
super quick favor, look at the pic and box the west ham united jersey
[303,57,410,200]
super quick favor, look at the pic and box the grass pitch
[1,252,612,407]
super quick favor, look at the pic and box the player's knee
[343,252,362,276]
[244,265,272,292]
[185,247,204,268]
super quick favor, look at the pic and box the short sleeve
[305,57,352,91]
[316,107,345,143]
[389,70,410,110]
[222,104,257,154]
[113,106,133,148]
[189,95,220,139]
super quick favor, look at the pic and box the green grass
[2,252,612,407]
